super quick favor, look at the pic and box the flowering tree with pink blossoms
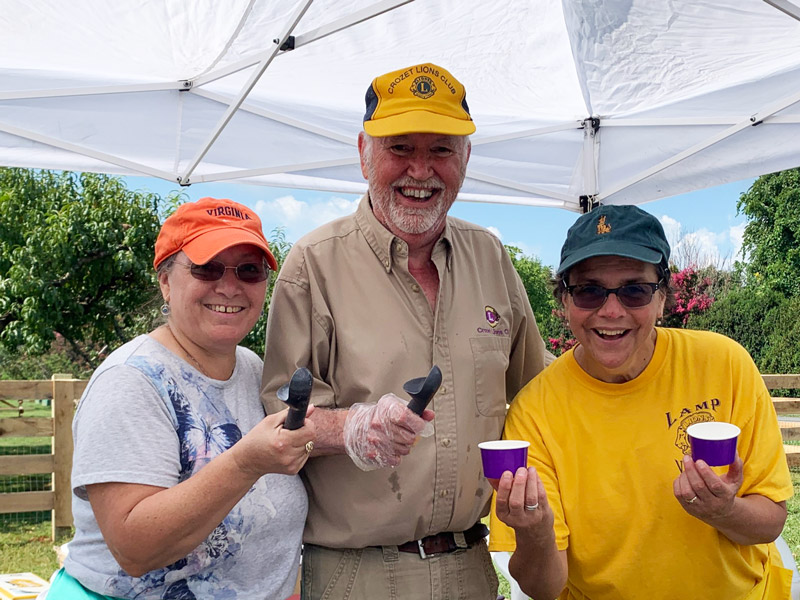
[662,266,715,328]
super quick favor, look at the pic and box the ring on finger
[686,495,698,504]
[524,503,539,511]
[305,441,315,454]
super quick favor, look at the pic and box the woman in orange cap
[47,198,315,599]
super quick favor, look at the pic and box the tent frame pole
[598,87,800,201]
[0,122,176,180]
[466,170,577,205]
[764,0,800,21]
[581,117,600,211]
[191,157,359,183]
[192,0,414,88]
[190,88,355,145]
[178,0,315,185]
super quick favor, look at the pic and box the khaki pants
[301,541,499,600]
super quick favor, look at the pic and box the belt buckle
[416,539,429,559]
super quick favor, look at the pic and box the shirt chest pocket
[470,336,511,417]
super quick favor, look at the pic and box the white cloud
[679,229,724,265]
[729,222,746,261]
[259,195,305,221]
[659,214,682,249]
[486,226,502,240]
[659,214,736,268]
[254,195,359,240]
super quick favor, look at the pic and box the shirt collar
[354,194,453,273]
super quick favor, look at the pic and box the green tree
[504,246,570,351]
[688,287,784,366]
[759,296,800,375]
[241,227,293,358]
[0,169,165,370]
[737,168,800,297]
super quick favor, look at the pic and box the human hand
[343,393,435,471]
[233,406,316,478]
[494,467,554,540]
[673,453,743,520]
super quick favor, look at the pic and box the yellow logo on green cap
[596,215,611,235]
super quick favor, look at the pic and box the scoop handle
[281,367,313,430]
[405,365,442,416]
[283,404,308,431]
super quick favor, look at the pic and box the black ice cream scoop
[402,365,442,416]
[277,367,313,430]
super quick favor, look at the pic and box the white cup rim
[478,440,530,450]
[686,421,741,441]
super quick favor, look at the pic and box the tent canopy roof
[2,0,800,212]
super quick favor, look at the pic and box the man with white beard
[261,62,550,600]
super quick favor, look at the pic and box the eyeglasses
[565,281,662,310]
[176,260,270,284]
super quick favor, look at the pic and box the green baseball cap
[557,205,671,275]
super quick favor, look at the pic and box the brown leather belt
[396,522,489,559]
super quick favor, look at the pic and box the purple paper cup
[478,440,530,480]
[687,422,740,466]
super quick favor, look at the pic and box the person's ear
[357,131,370,180]
[158,269,171,305]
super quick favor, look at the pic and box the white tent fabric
[1,0,800,212]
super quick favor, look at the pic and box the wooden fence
[0,374,798,541]
[765,374,800,468]
[0,374,86,539]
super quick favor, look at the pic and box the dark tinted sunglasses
[565,281,662,310]
[177,260,270,284]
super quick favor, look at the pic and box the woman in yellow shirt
[489,205,793,600]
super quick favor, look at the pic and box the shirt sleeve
[504,257,548,402]
[261,245,336,414]
[730,343,793,503]
[488,379,569,553]
[71,364,180,498]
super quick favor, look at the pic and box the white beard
[371,175,452,235]
[383,194,447,234]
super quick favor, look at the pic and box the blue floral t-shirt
[65,335,307,599]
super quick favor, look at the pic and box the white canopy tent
[1,0,800,213]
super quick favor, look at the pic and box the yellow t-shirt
[489,328,793,600]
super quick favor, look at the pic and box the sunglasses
[565,281,662,310]
[176,260,270,284]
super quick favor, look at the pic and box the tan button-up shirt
[261,195,548,548]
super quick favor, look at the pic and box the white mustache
[392,175,445,190]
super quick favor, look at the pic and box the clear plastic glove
[344,393,434,471]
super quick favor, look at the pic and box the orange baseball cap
[153,197,277,271]
[363,63,476,137]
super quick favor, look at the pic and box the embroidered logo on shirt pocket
[470,337,510,417]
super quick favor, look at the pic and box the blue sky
[125,175,755,272]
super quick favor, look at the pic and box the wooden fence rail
[763,374,800,468]
[0,373,798,541]
[0,375,86,540]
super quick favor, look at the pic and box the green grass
[783,468,800,559]
[0,515,509,597]
[0,519,69,580]
[3,399,53,419]
[497,572,512,599]
[0,443,797,594]
[0,401,52,452]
